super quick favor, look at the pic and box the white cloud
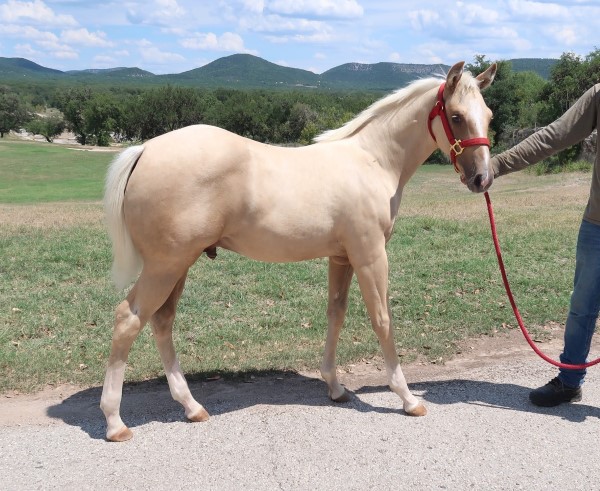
[408,10,441,30]
[240,14,326,33]
[241,0,265,13]
[0,0,77,26]
[554,26,577,45]
[93,55,118,66]
[136,38,153,47]
[127,0,186,25]
[0,23,57,42]
[14,42,39,57]
[53,49,78,59]
[462,3,501,23]
[60,28,114,48]
[180,32,258,54]
[267,0,364,19]
[507,0,569,19]
[155,0,186,17]
[36,36,77,57]
[140,45,185,63]
[409,3,499,31]
[266,31,333,44]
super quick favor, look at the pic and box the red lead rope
[484,191,600,370]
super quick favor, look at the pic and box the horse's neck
[353,91,438,187]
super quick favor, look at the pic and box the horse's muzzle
[461,171,493,193]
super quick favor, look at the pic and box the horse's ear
[445,61,465,96]
[476,63,497,90]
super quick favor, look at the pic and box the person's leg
[558,219,600,387]
[530,219,600,406]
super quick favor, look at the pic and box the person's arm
[491,84,599,177]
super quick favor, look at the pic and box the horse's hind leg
[150,271,209,423]
[100,265,187,442]
[354,250,426,416]
[321,259,354,402]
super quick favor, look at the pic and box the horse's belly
[217,231,341,263]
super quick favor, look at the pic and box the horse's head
[428,61,497,193]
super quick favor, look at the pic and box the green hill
[66,67,155,78]
[0,57,63,80]
[0,55,558,91]
[321,62,450,90]
[508,58,557,79]
[171,54,320,88]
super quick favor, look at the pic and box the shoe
[529,377,582,407]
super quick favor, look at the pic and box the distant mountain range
[0,54,558,91]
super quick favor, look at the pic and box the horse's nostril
[474,174,483,189]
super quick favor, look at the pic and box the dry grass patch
[401,167,589,228]
[0,202,104,230]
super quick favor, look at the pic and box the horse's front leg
[321,258,354,402]
[354,250,427,416]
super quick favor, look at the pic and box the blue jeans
[559,219,600,387]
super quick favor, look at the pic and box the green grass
[0,140,116,203]
[0,141,589,393]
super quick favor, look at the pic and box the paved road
[2,331,599,490]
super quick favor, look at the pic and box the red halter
[427,82,490,173]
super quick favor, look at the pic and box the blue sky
[0,0,598,75]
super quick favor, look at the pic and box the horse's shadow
[47,371,600,440]
[359,378,600,423]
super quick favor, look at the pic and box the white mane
[314,73,477,143]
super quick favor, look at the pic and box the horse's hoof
[331,389,352,403]
[405,403,427,417]
[188,407,210,422]
[107,425,133,442]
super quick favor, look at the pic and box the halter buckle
[450,140,464,156]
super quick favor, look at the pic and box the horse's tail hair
[104,145,145,290]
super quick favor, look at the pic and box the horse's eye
[451,114,462,124]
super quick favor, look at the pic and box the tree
[512,71,546,129]
[123,86,208,141]
[465,54,493,76]
[481,60,521,144]
[540,51,584,123]
[83,93,118,146]
[581,49,600,89]
[0,86,29,137]
[58,87,93,145]
[25,108,66,143]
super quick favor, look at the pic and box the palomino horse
[101,61,497,441]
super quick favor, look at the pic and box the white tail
[104,145,145,290]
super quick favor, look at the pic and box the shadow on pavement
[47,371,600,440]
[356,379,600,423]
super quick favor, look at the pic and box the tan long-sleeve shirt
[491,84,600,224]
